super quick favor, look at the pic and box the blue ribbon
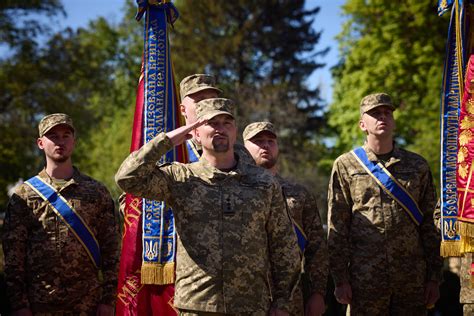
[186,139,200,163]
[438,0,455,16]
[351,147,424,226]
[141,2,179,273]
[293,223,307,252]
[25,176,101,268]
[439,2,464,245]
[136,0,179,25]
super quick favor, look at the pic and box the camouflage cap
[243,121,276,141]
[38,113,75,137]
[195,98,234,120]
[180,74,222,100]
[360,93,396,116]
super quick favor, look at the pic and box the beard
[52,155,70,163]
[212,137,230,153]
[257,156,277,169]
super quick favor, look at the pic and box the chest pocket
[390,169,420,201]
[349,172,380,207]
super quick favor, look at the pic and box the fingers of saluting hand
[166,119,208,146]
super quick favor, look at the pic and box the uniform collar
[192,153,248,182]
[362,143,402,167]
[38,166,83,190]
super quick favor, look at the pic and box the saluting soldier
[115,98,300,315]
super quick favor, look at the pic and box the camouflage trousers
[464,303,474,316]
[347,287,427,316]
[178,310,267,316]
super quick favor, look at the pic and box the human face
[244,132,279,169]
[37,124,75,164]
[196,114,236,153]
[180,89,219,124]
[359,106,395,138]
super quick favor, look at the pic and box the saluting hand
[166,119,207,146]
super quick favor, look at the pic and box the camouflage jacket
[3,168,120,313]
[327,145,442,290]
[460,253,474,304]
[278,176,328,296]
[115,133,300,313]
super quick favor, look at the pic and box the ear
[195,127,202,143]
[37,137,44,150]
[359,119,367,132]
[180,104,186,117]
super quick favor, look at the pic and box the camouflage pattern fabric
[242,122,276,141]
[38,113,75,137]
[327,145,442,314]
[464,303,474,316]
[3,168,120,313]
[460,253,474,305]
[278,175,329,315]
[115,133,300,313]
[180,74,222,99]
[359,92,396,116]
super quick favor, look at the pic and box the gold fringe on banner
[460,236,474,253]
[441,240,463,257]
[458,221,474,237]
[141,262,175,285]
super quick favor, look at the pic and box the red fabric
[115,65,178,316]
[457,55,474,226]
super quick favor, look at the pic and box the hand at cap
[166,119,207,146]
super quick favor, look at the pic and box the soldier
[3,113,120,315]
[327,93,443,315]
[179,73,252,164]
[243,121,329,316]
[115,98,300,315]
[180,73,221,159]
[460,253,474,314]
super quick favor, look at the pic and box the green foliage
[328,0,449,189]
[172,0,330,208]
[0,1,328,210]
[0,0,64,51]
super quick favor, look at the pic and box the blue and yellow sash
[293,221,307,253]
[24,176,101,268]
[281,189,308,252]
[186,139,200,163]
[351,147,424,226]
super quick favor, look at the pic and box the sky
[56,0,346,103]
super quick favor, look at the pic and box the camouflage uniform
[3,168,120,314]
[327,144,442,315]
[115,98,300,314]
[278,175,329,315]
[460,253,474,315]
[180,73,222,99]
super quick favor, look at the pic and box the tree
[172,0,330,204]
[0,0,64,52]
[328,0,449,187]
[0,12,132,206]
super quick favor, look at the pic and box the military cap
[243,121,277,141]
[360,93,396,116]
[180,74,222,100]
[38,113,75,137]
[196,98,234,120]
